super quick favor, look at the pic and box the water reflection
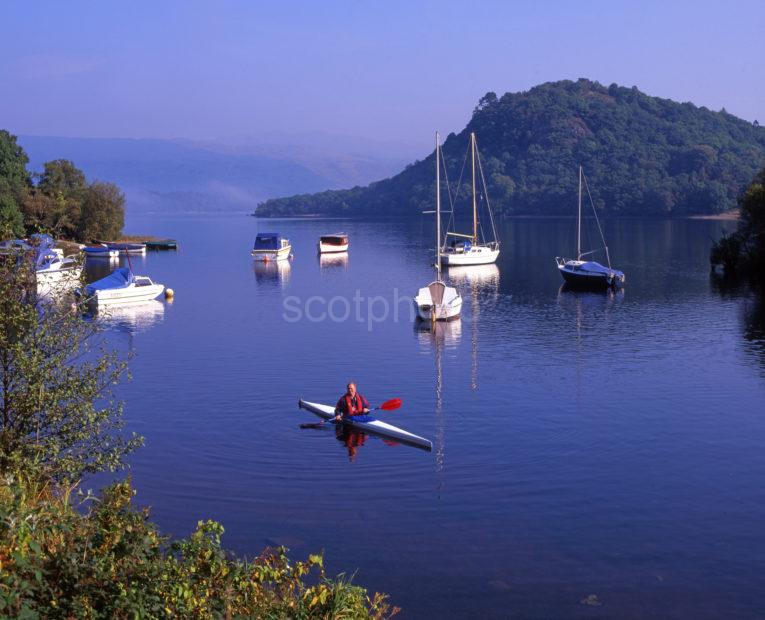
[711,275,765,374]
[252,260,291,288]
[92,300,166,334]
[415,320,462,476]
[318,252,349,270]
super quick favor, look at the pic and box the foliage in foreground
[0,472,396,619]
[710,167,765,282]
[0,255,140,482]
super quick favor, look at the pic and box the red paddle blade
[379,398,402,411]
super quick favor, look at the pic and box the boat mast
[577,165,582,260]
[471,132,477,244]
[435,131,442,282]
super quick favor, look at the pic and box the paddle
[299,398,402,429]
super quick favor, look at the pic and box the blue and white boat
[555,166,625,289]
[83,267,164,306]
[251,233,292,262]
[83,244,119,259]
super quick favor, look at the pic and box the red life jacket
[344,393,366,416]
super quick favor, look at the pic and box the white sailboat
[415,132,463,322]
[440,132,500,266]
[555,166,625,289]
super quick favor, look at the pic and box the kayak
[298,399,432,451]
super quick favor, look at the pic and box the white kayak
[298,399,433,451]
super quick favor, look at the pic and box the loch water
[89,213,765,619]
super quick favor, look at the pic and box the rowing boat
[298,399,433,451]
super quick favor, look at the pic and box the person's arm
[361,394,370,413]
[334,397,344,420]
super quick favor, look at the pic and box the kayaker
[334,382,370,421]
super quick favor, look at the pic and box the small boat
[83,244,120,259]
[251,233,292,262]
[298,399,432,451]
[318,233,349,254]
[145,239,178,250]
[31,234,82,295]
[83,267,165,305]
[440,132,500,266]
[555,166,625,289]
[100,242,147,255]
[415,132,462,321]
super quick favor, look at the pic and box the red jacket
[335,393,369,417]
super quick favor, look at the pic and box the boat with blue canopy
[555,166,625,289]
[251,233,292,262]
[83,267,165,306]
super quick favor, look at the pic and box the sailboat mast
[436,131,441,281]
[577,165,582,260]
[471,132,477,243]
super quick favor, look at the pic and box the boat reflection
[446,263,500,290]
[415,319,461,476]
[319,252,348,270]
[335,425,367,462]
[91,300,165,334]
[252,259,291,288]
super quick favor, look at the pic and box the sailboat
[440,132,500,266]
[555,166,625,289]
[415,132,463,321]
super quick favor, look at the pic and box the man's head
[347,382,356,397]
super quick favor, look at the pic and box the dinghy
[83,244,119,259]
[298,399,432,451]
[318,233,349,254]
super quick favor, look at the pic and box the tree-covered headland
[0,253,395,618]
[0,129,124,241]
[257,79,765,218]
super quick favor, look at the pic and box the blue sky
[1,0,763,153]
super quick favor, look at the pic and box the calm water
[88,213,765,619]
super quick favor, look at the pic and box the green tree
[34,159,88,239]
[78,181,125,241]
[0,130,30,239]
[0,255,141,481]
[0,194,24,238]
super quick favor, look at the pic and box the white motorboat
[555,166,625,289]
[440,132,500,266]
[251,233,292,262]
[83,267,165,306]
[318,233,349,253]
[415,132,462,322]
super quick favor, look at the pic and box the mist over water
[88,213,765,619]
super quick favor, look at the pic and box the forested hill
[257,79,765,217]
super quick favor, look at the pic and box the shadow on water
[711,273,765,374]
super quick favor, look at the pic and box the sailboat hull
[440,246,499,266]
[557,260,625,289]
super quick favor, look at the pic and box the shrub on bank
[0,472,396,619]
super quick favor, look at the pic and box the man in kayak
[334,382,370,421]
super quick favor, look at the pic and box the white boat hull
[90,283,165,306]
[414,281,462,321]
[440,245,499,266]
[299,399,432,451]
[251,245,292,262]
[36,266,82,295]
[318,241,349,253]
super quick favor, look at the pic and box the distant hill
[19,135,410,212]
[257,79,765,217]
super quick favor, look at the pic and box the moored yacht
[415,132,462,322]
[556,166,625,289]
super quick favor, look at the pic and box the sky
[1,0,763,155]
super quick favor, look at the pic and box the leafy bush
[0,473,397,619]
